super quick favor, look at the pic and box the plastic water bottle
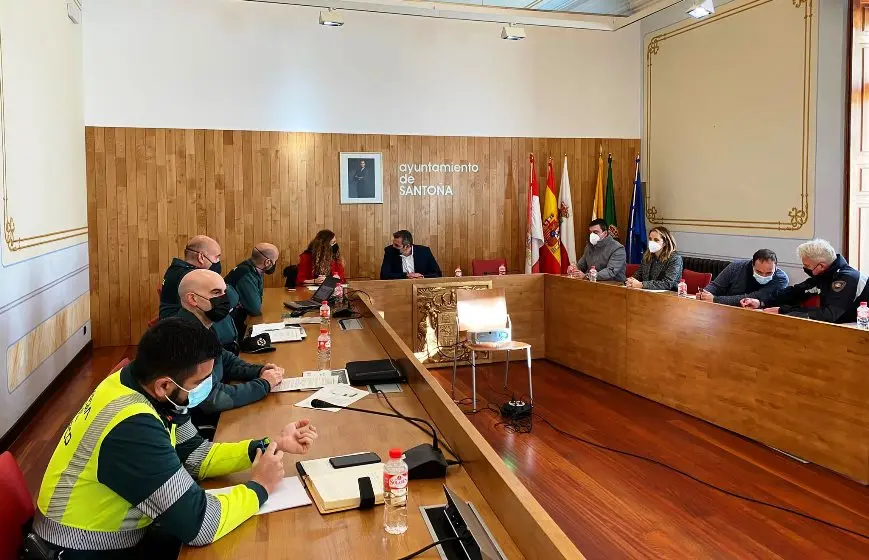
[332,274,344,302]
[588,266,598,283]
[319,300,330,332]
[678,278,688,298]
[858,302,869,330]
[455,266,462,277]
[383,448,409,535]
[316,328,331,371]
[498,264,506,276]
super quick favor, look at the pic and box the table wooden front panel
[545,277,869,483]
[180,288,581,560]
[544,275,627,386]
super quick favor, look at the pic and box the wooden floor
[7,347,869,558]
[432,360,869,560]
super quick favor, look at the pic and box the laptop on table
[286,276,340,311]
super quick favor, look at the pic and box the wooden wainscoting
[86,127,638,347]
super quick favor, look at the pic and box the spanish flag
[540,158,562,274]
[591,150,605,221]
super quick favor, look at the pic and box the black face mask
[332,244,339,255]
[209,261,222,275]
[197,293,231,322]
[264,263,277,275]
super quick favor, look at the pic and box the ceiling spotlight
[686,0,714,18]
[319,8,344,27]
[501,24,526,41]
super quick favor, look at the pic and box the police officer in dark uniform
[158,235,222,318]
[225,242,279,339]
[741,239,868,324]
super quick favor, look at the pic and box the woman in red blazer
[296,229,346,285]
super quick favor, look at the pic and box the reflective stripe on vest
[35,371,175,550]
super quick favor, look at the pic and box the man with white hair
[741,239,868,323]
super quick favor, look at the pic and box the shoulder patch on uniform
[832,280,846,292]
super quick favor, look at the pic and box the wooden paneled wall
[86,127,639,347]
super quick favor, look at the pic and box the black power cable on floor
[530,411,869,542]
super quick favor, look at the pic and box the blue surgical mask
[166,376,213,410]
[753,272,773,285]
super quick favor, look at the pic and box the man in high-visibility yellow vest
[31,318,319,558]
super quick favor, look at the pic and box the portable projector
[467,315,512,347]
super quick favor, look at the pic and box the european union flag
[626,156,647,265]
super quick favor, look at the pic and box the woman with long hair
[296,229,346,285]
[625,226,683,291]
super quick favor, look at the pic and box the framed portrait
[340,152,383,204]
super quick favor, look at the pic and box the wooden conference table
[179,288,581,560]
[354,274,869,485]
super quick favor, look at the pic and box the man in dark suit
[350,159,374,198]
[380,230,442,279]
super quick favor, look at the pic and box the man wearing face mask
[31,318,318,558]
[225,242,280,337]
[575,219,627,282]
[158,235,223,318]
[698,249,789,306]
[741,239,868,323]
[175,270,283,428]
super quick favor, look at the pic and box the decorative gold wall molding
[643,0,815,234]
[411,281,492,367]
[6,293,90,392]
[0,30,87,254]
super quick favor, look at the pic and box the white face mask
[647,240,664,254]
[589,233,601,246]
[753,271,774,285]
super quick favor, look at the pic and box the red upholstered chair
[0,451,34,560]
[472,259,507,276]
[626,263,640,278]
[803,295,821,308]
[682,269,713,294]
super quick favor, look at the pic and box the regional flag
[558,156,577,273]
[540,158,561,274]
[604,153,619,238]
[591,151,604,221]
[625,155,648,264]
[524,154,544,274]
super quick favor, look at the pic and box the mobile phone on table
[329,452,381,469]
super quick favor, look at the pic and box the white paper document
[303,369,349,383]
[250,322,287,336]
[274,375,340,392]
[207,476,311,514]
[282,316,323,325]
[267,328,304,343]
[295,384,370,412]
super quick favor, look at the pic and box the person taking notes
[698,249,788,306]
[31,319,318,558]
[741,239,868,323]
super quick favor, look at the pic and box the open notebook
[296,455,384,514]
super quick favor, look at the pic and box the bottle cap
[861,301,867,307]
[389,448,403,459]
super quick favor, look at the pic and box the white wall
[0,0,90,440]
[83,0,641,139]
[641,0,848,281]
